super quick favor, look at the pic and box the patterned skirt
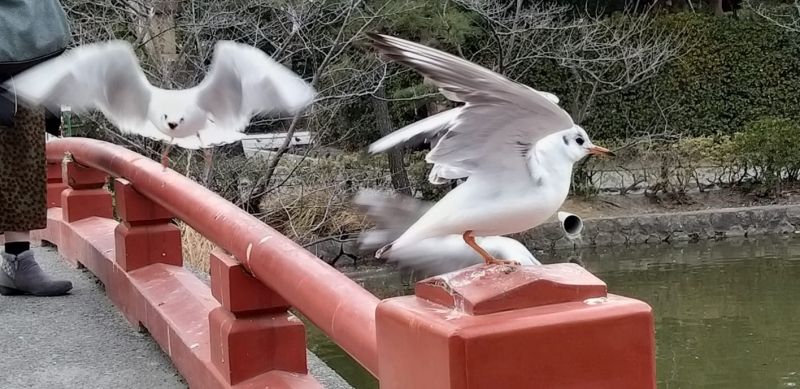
[0,104,46,231]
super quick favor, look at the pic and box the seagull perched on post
[3,39,316,175]
[365,33,614,266]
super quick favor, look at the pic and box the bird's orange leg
[462,230,520,266]
[202,147,214,185]
[161,140,174,171]
[197,133,214,185]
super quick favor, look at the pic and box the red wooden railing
[39,138,657,389]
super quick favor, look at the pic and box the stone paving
[0,245,353,389]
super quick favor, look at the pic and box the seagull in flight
[355,189,540,278]
[366,33,614,266]
[4,39,316,174]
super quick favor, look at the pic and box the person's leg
[0,236,73,296]
[4,231,31,255]
[0,104,72,296]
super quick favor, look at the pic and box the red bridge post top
[114,178,175,225]
[209,248,291,315]
[377,264,654,389]
[62,159,108,189]
[414,263,608,315]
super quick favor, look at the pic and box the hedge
[584,12,800,139]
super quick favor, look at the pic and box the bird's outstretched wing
[367,33,574,179]
[4,40,152,134]
[196,41,316,132]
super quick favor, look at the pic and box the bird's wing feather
[5,40,152,134]
[367,33,574,177]
[368,108,460,153]
[197,124,247,148]
[196,40,316,131]
[532,89,560,105]
[428,163,470,184]
[368,108,467,184]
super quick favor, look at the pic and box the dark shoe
[0,250,72,296]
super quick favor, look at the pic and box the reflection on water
[306,235,800,389]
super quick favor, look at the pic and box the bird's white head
[159,112,183,132]
[554,126,615,163]
[147,93,205,138]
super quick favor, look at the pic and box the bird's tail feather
[354,189,431,255]
[374,243,392,259]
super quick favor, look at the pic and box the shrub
[733,117,800,193]
[586,13,800,140]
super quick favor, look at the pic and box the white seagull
[366,33,614,266]
[355,189,540,277]
[4,39,315,171]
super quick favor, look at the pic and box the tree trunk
[709,0,724,16]
[670,0,687,13]
[372,85,411,196]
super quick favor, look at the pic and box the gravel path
[0,245,186,389]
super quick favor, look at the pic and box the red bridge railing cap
[414,263,608,315]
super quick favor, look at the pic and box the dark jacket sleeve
[0,0,70,135]
[0,48,66,135]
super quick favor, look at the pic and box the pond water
[304,235,800,389]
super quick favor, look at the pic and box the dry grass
[261,187,366,244]
[251,153,392,245]
[175,154,389,272]
[178,221,217,273]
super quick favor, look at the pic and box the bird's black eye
[179,118,185,123]
[163,114,168,120]
[576,137,585,145]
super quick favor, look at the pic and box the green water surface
[305,235,800,389]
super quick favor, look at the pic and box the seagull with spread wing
[3,39,315,173]
[366,33,614,266]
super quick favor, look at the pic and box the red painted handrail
[46,138,380,376]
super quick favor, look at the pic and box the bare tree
[746,0,800,32]
[455,0,581,75]
[558,6,685,124]
[455,1,685,125]
[372,83,412,195]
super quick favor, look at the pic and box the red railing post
[376,263,656,389]
[208,248,307,385]
[113,178,182,272]
[61,159,112,222]
[46,162,67,208]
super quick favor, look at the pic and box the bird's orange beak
[588,145,615,157]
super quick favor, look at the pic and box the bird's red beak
[588,145,615,157]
